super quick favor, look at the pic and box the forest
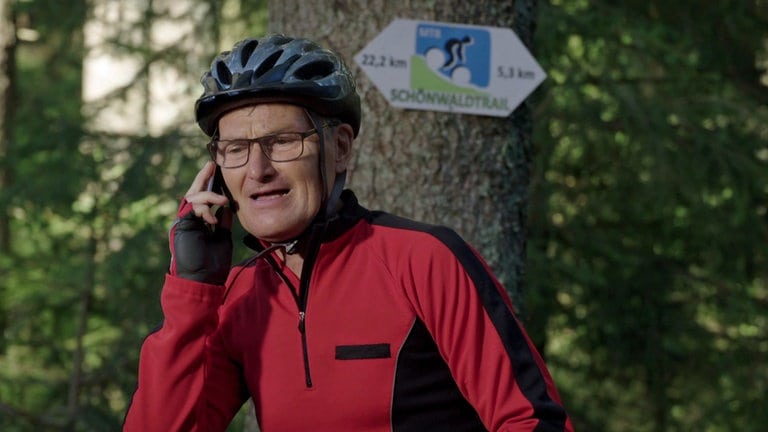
[0,0,766,431]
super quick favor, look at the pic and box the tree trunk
[268,0,536,307]
[0,0,15,254]
[0,0,16,356]
[242,1,539,430]
[65,228,97,431]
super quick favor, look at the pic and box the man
[124,34,574,432]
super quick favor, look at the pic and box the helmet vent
[253,50,283,79]
[294,60,335,80]
[240,40,259,68]
[215,60,232,86]
[272,35,292,46]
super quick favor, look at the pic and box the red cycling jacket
[124,191,574,432]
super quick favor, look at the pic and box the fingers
[184,161,230,225]
[186,160,216,196]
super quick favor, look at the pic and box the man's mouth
[250,189,290,201]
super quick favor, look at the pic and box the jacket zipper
[274,265,314,388]
[265,223,324,389]
[294,224,324,388]
[298,311,312,387]
[264,254,314,388]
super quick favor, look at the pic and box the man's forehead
[219,103,310,131]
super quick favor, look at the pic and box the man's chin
[239,211,315,243]
[246,226,305,245]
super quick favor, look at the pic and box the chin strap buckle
[283,239,299,255]
[252,239,300,259]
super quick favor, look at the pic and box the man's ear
[333,123,354,173]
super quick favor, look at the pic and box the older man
[124,34,574,432]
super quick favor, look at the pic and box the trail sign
[355,19,546,117]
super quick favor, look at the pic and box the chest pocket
[335,343,391,360]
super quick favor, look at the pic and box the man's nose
[247,144,277,181]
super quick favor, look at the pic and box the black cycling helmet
[195,35,361,137]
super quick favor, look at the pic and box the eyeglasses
[208,122,338,168]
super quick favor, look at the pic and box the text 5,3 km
[497,66,537,80]
[359,54,408,68]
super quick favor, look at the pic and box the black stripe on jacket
[370,211,568,432]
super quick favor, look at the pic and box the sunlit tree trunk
[241,0,539,430]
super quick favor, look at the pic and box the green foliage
[1,0,766,431]
[528,1,768,431]
[0,0,265,430]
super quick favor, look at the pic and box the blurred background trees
[0,1,765,431]
[527,2,768,430]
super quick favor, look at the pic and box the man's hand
[169,161,234,284]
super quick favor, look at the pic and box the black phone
[207,165,227,195]
[206,166,237,214]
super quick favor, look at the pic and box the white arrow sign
[355,19,546,117]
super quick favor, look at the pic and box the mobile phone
[207,165,227,195]
[206,166,237,214]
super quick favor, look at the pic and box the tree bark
[65,228,97,432]
[0,0,15,254]
[0,0,16,357]
[243,1,539,430]
[268,0,536,308]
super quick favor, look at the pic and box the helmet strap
[304,109,346,221]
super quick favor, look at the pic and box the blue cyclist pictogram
[441,36,473,71]
[415,23,491,89]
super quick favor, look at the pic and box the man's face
[218,103,351,243]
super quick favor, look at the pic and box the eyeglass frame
[207,120,340,169]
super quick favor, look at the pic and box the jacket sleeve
[404,228,574,432]
[123,274,248,432]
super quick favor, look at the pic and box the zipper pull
[298,311,306,333]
